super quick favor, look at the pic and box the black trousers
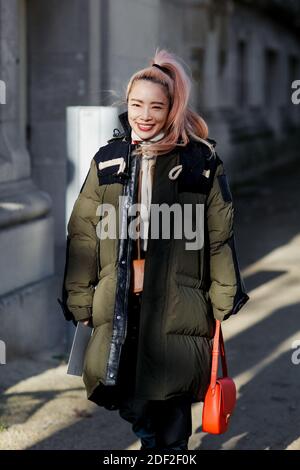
[118,293,192,450]
[119,394,192,450]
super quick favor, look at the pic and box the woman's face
[128,79,169,140]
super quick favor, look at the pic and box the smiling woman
[60,47,249,452]
[125,48,210,157]
[128,81,170,141]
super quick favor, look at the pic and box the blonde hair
[126,48,215,157]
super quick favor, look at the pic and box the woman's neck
[131,129,165,143]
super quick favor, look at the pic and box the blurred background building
[0,0,300,357]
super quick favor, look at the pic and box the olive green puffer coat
[60,111,249,409]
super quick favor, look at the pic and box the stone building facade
[0,0,299,356]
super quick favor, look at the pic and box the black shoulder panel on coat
[206,137,217,148]
[93,140,130,186]
[177,139,220,195]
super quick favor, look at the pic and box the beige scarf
[131,129,165,251]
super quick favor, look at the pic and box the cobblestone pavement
[0,159,300,450]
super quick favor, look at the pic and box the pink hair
[126,48,211,156]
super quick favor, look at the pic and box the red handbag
[202,320,236,434]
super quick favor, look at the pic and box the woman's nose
[140,108,151,120]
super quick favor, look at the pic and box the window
[264,48,279,108]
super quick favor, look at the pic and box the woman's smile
[137,123,155,132]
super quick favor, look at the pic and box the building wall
[0,0,62,359]
[221,2,300,177]
[27,0,91,247]
[25,0,300,248]
[0,0,300,356]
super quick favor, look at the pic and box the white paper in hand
[67,322,93,376]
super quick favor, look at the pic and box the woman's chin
[134,128,158,140]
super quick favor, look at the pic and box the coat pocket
[172,273,214,338]
[167,277,214,338]
[175,272,202,289]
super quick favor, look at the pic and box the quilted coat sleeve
[64,158,101,322]
[206,159,249,321]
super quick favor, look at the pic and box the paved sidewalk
[0,159,300,450]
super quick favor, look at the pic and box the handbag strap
[136,165,142,260]
[210,320,229,389]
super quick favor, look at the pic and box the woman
[59,49,249,450]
